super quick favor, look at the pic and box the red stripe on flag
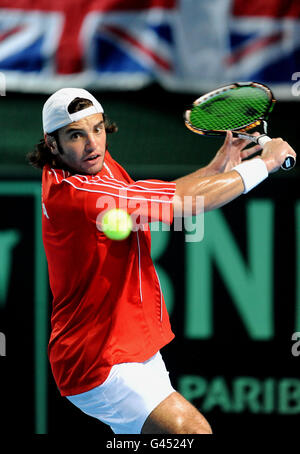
[0,0,175,12]
[233,0,300,18]
[0,0,176,74]
[89,0,176,11]
[104,25,171,71]
[225,31,284,66]
[0,26,23,42]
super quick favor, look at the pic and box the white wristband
[233,159,269,194]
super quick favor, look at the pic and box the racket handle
[257,135,272,147]
[257,135,296,171]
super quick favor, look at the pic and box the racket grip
[257,135,272,147]
[257,135,296,171]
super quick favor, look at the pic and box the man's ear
[44,133,59,155]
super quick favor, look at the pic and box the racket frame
[184,81,295,171]
[184,81,276,138]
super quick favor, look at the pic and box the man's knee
[142,391,213,434]
[172,394,213,434]
[174,413,213,434]
[191,418,213,434]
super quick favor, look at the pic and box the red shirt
[42,151,176,396]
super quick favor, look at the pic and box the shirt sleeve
[84,175,176,227]
[45,167,176,228]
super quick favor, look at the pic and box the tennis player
[28,88,296,434]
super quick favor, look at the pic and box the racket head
[184,82,276,137]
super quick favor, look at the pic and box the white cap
[42,88,104,134]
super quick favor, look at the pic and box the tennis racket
[184,81,295,171]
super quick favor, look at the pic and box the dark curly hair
[27,97,118,169]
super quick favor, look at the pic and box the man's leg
[141,391,212,434]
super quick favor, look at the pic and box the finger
[252,132,260,137]
[218,131,233,153]
[231,138,255,153]
[224,130,233,146]
[232,138,248,147]
[240,143,262,159]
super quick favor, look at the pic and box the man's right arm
[173,138,296,216]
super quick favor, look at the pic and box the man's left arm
[172,132,296,216]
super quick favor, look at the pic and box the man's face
[49,113,107,175]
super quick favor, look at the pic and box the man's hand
[260,138,296,173]
[207,131,263,174]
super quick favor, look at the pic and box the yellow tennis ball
[102,209,133,240]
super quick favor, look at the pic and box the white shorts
[66,351,176,434]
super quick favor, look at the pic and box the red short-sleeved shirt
[42,151,176,396]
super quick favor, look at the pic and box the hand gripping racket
[184,82,295,171]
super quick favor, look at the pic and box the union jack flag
[225,1,300,84]
[0,0,299,99]
[0,0,175,91]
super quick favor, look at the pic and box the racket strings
[190,87,270,131]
